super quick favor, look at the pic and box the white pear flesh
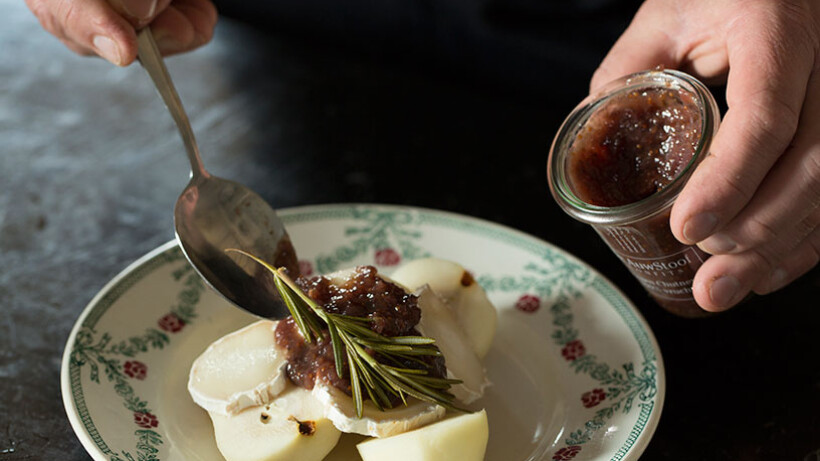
[188,320,288,416]
[390,258,497,359]
[313,384,445,438]
[356,409,489,461]
[415,287,488,404]
[209,386,341,461]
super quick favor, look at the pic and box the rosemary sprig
[227,249,463,418]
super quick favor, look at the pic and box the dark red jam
[568,87,702,207]
[565,85,711,318]
[274,266,446,395]
[273,235,300,278]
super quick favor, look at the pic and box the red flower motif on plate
[581,388,606,408]
[515,294,541,313]
[133,412,158,429]
[553,445,582,460]
[158,313,185,333]
[374,248,401,266]
[298,260,314,277]
[561,339,585,361]
[123,360,147,380]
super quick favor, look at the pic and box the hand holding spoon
[136,28,297,320]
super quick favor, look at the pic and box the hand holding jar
[591,0,820,312]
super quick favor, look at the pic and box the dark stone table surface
[1,0,818,459]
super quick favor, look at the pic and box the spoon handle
[136,28,208,179]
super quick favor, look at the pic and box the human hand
[591,0,820,312]
[26,0,217,66]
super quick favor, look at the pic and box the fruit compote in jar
[548,69,720,318]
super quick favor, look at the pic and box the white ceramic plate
[62,204,664,461]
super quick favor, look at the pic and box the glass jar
[547,69,720,318]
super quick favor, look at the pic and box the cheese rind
[416,287,488,404]
[313,384,445,438]
[188,320,288,416]
[390,258,497,359]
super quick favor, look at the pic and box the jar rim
[547,69,720,227]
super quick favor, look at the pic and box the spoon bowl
[136,28,296,319]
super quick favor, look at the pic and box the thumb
[590,2,680,92]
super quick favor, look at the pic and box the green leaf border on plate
[69,249,205,461]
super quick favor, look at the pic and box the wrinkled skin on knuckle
[726,1,816,97]
[748,245,780,275]
[740,250,780,289]
[26,0,63,38]
[810,235,820,265]
[54,0,82,37]
[708,159,756,206]
[738,215,780,252]
[782,0,820,56]
[794,212,820,245]
[745,213,818,275]
[804,149,820,210]
[751,0,818,56]
[740,92,801,153]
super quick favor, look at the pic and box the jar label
[614,247,707,300]
[602,226,650,254]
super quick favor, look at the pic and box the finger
[105,0,165,26]
[753,226,820,295]
[589,1,679,92]
[27,0,137,65]
[26,0,62,40]
[58,36,95,56]
[150,0,217,56]
[697,71,820,255]
[670,4,816,245]
[693,209,819,310]
[68,0,138,65]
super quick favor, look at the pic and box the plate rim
[60,202,666,461]
[61,239,180,461]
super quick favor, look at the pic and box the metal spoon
[136,28,297,319]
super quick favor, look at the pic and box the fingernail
[697,233,737,254]
[768,268,789,292]
[119,0,157,20]
[709,275,741,308]
[683,213,718,243]
[92,35,122,65]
